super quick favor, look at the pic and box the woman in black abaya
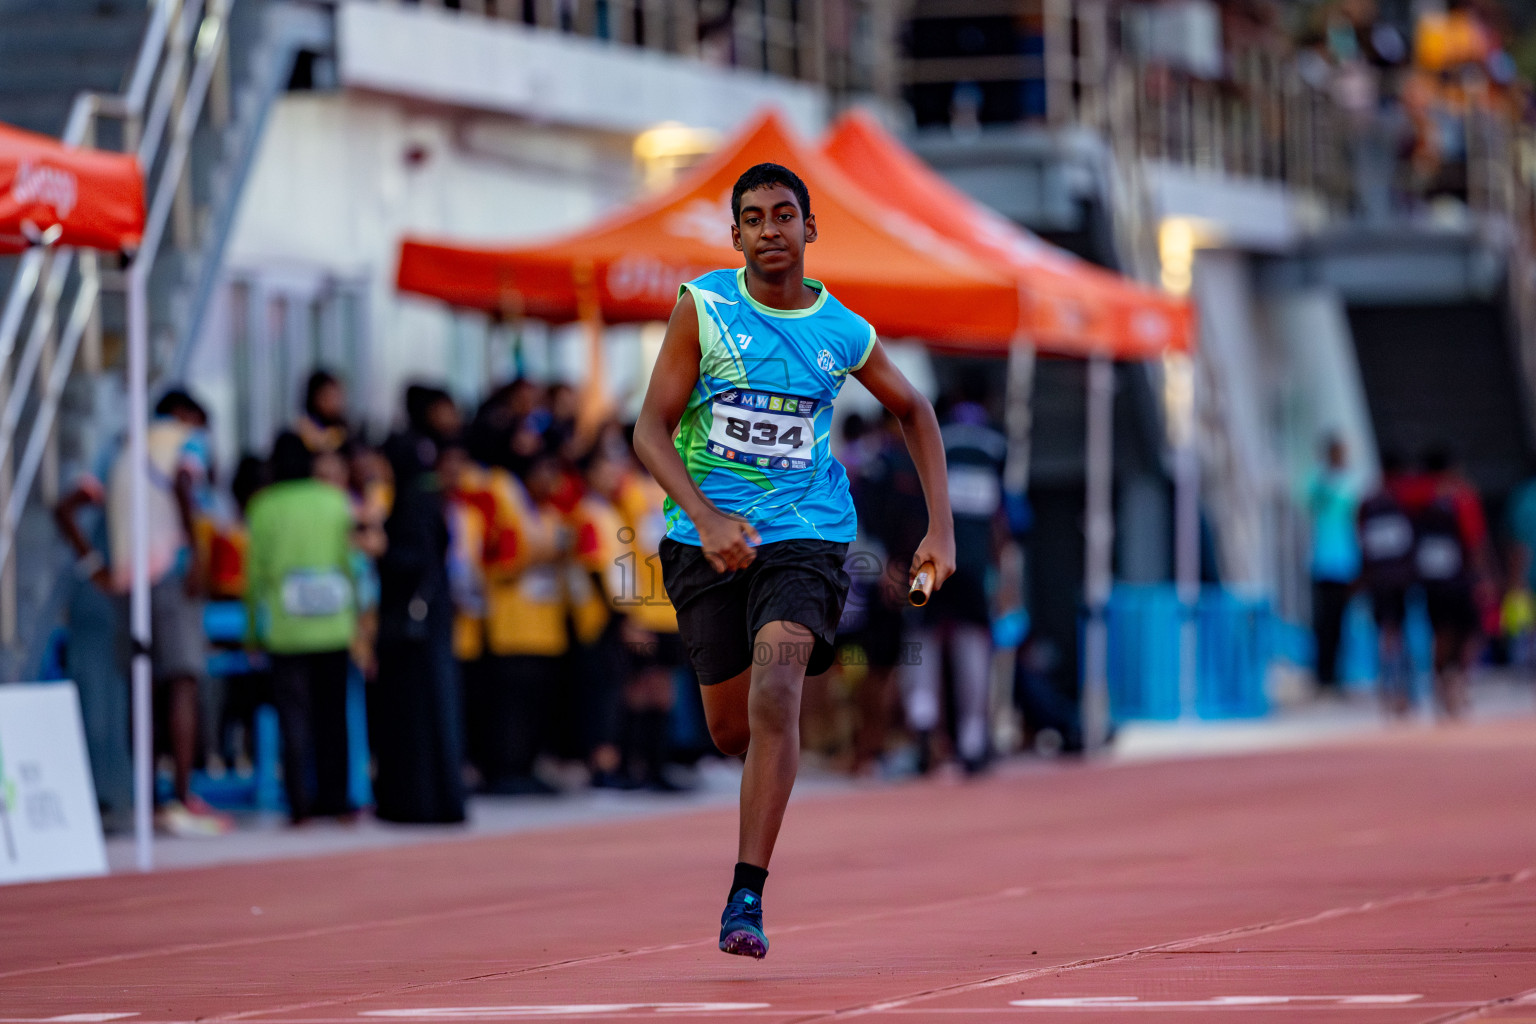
[369,385,467,824]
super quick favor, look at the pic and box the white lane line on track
[1419,983,1536,1024]
[0,1017,141,1022]
[781,868,1536,1022]
[7,1006,1509,1024]
[1008,995,1422,1008]
[361,1006,771,1017]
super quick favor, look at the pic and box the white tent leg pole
[1175,380,1200,721]
[1003,339,1036,507]
[1082,354,1114,753]
[127,261,154,872]
[997,337,1036,751]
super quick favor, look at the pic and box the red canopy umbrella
[0,121,144,253]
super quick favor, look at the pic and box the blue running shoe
[719,888,768,959]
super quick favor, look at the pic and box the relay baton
[909,561,935,607]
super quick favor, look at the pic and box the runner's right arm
[633,294,760,574]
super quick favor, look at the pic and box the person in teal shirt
[246,431,358,823]
[1307,435,1361,693]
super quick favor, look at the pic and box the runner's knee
[707,713,750,756]
[748,666,801,734]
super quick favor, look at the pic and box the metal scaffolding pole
[1081,353,1114,752]
[1163,352,1201,719]
[126,260,154,872]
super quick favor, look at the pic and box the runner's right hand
[698,511,760,574]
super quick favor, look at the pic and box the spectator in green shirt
[246,431,359,824]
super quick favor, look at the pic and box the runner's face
[733,185,816,275]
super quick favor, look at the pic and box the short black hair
[155,387,207,423]
[269,430,314,483]
[731,163,811,224]
[304,369,340,418]
[404,382,453,434]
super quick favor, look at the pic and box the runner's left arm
[852,340,956,589]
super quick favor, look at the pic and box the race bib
[706,389,818,471]
[281,569,351,617]
[1416,536,1463,581]
[948,465,1001,517]
[518,564,562,603]
[1361,514,1412,561]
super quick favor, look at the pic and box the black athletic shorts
[1425,582,1478,638]
[854,590,908,668]
[1368,585,1409,629]
[659,537,851,685]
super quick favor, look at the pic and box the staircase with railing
[0,0,332,678]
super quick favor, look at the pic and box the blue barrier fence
[1100,584,1272,721]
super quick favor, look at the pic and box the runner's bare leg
[739,620,812,867]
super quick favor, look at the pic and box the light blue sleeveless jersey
[665,268,877,546]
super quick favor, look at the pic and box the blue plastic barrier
[1100,584,1272,722]
[346,667,373,810]
[254,704,284,811]
[1103,585,1183,720]
[1336,591,1435,700]
[1195,590,1272,718]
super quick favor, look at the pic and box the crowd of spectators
[1129,0,1536,215]
[54,368,702,834]
[1293,0,1528,210]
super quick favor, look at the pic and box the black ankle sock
[731,862,768,900]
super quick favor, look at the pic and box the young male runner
[633,163,956,959]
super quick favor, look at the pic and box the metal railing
[0,0,234,651]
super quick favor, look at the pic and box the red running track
[5,719,1536,1023]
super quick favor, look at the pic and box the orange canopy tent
[821,110,1193,358]
[396,111,1026,345]
[0,121,145,253]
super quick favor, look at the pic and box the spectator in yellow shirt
[473,452,569,795]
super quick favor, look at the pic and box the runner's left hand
[909,532,956,591]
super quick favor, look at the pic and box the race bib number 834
[707,389,818,471]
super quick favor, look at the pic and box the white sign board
[0,682,107,884]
